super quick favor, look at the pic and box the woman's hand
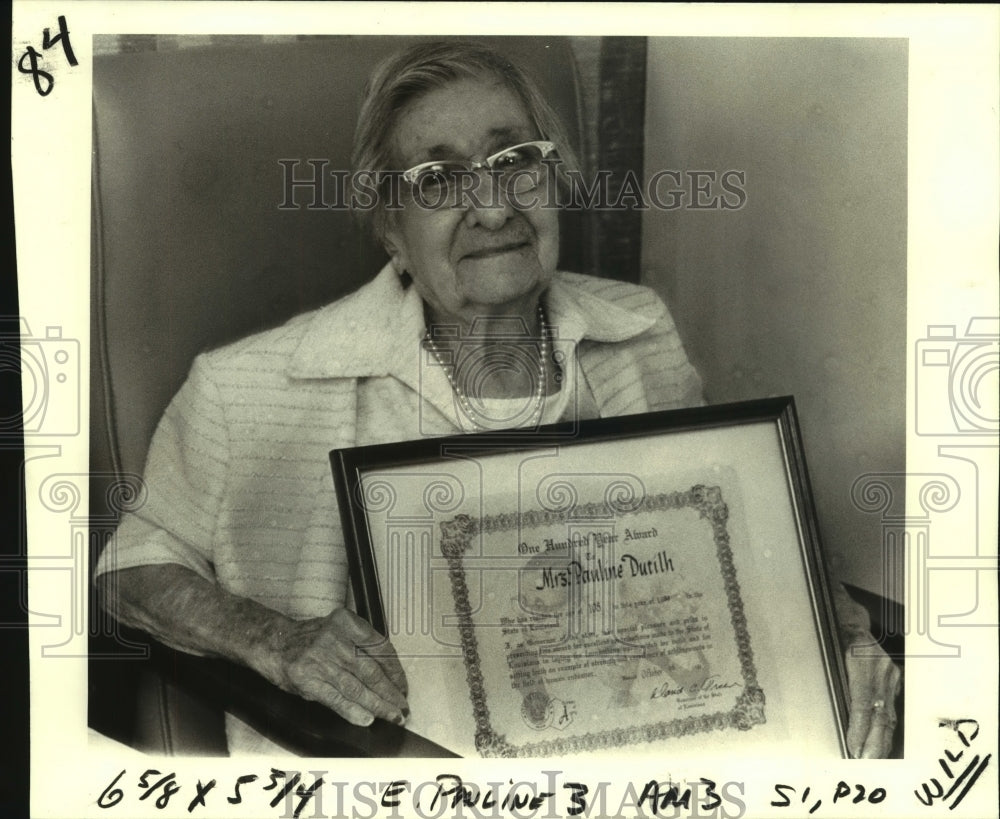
[844,639,902,758]
[268,607,409,727]
[103,564,409,728]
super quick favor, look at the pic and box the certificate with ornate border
[331,397,849,758]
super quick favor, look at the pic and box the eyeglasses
[400,140,558,205]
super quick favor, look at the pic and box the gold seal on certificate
[332,399,850,757]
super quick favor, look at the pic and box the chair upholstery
[89,35,587,754]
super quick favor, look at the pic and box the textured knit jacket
[97,265,705,626]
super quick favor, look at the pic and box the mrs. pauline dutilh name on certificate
[332,402,849,758]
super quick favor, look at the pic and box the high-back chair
[89,35,593,754]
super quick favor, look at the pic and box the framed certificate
[330,397,850,758]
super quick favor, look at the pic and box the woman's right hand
[265,607,409,727]
[101,564,409,728]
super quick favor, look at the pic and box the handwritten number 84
[18,15,78,97]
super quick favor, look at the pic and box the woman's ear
[384,243,403,275]
[381,215,406,276]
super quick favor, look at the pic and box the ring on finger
[871,704,896,728]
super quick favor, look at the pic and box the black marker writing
[96,769,125,809]
[227,773,258,805]
[186,779,216,813]
[564,782,588,816]
[772,781,887,814]
[17,15,78,97]
[915,718,992,810]
[137,769,180,809]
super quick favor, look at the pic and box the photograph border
[11,3,998,814]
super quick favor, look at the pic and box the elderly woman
[97,41,900,757]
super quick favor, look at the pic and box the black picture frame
[331,396,850,757]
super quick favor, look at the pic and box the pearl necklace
[424,303,549,431]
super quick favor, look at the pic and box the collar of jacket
[287,263,661,383]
